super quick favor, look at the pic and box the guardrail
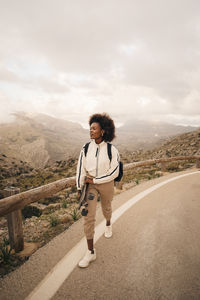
[0,155,200,252]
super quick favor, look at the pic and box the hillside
[147,128,200,158]
[123,128,200,163]
[115,119,196,151]
[0,153,77,196]
[0,113,88,168]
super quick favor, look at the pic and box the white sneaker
[78,249,96,268]
[104,225,112,238]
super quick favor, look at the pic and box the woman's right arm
[76,147,87,193]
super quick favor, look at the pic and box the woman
[76,113,120,268]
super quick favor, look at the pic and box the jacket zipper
[96,145,100,177]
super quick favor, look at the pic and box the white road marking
[26,171,199,300]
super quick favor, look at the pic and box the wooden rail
[0,155,200,252]
[0,177,75,218]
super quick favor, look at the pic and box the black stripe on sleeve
[78,152,83,189]
[95,165,119,180]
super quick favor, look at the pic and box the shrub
[22,205,42,219]
[0,237,13,264]
[49,215,60,227]
[70,208,79,221]
[41,195,61,205]
[62,200,68,208]
[166,163,179,172]
[155,173,161,178]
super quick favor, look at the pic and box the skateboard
[78,183,89,216]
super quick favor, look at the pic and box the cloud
[0,0,200,126]
[0,92,17,123]
[0,66,20,83]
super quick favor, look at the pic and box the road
[1,169,200,300]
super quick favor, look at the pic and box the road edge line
[26,170,200,300]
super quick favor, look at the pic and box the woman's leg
[98,181,114,226]
[78,184,99,267]
[83,185,98,250]
[87,239,94,252]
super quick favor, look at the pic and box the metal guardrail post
[4,187,24,253]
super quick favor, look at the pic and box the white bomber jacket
[76,140,120,190]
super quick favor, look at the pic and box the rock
[15,242,40,259]
[59,214,73,224]
[42,221,49,228]
[43,203,61,214]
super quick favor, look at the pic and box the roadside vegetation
[0,151,198,277]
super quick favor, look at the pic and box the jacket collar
[91,139,106,147]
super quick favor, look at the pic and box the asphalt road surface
[1,169,200,300]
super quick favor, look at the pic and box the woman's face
[90,122,104,140]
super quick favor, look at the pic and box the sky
[0,0,200,127]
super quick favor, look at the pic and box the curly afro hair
[89,113,116,142]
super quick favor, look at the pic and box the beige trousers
[84,180,114,239]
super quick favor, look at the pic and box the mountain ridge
[0,112,198,168]
[0,115,199,193]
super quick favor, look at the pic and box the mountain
[123,128,200,163]
[0,114,199,193]
[115,119,197,151]
[0,113,198,168]
[0,113,88,168]
[145,128,200,159]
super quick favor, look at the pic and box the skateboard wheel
[81,209,88,216]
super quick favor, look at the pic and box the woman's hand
[77,190,81,199]
[85,176,94,184]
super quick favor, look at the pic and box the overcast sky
[0,0,200,127]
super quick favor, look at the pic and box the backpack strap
[83,142,90,157]
[107,143,112,162]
